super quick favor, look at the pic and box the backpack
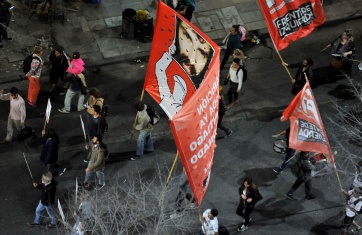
[146,105,160,125]
[22,54,40,74]
[236,66,248,83]
[291,160,304,178]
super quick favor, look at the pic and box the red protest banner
[170,70,219,206]
[144,1,217,118]
[281,81,335,167]
[258,0,325,51]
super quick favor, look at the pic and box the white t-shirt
[228,65,243,90]
[201,209,218,235]
[353,166,362,188]
[346,189,362,217]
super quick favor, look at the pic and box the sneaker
[220,45,227,50]
[84,159,89,163]
[170,212,182,219]
[59,89,67,96]
[47,223,57,228]
[226,130,233,136]
[286,193,294,200]
[58,108,70,114]
[95,184,105,190]
[78,107,86,111]
[243,218,251,224]
[130,157,136,161]
[273,167,283,174]
[188,202,197,209]
[59,168,66,176]
[237,225,248,232]
[306,194,316,200]
[4,37,12,41]
[28,101,37,107]
[28,222,40,227]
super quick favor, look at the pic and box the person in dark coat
[236,177,263,232]
[282,58,313,95]
[0,0,13,49]
[86,105,105,148]
[40,128,66,177]
[28,172,58,228]
[286,151,316,200]
[220,25,241,69]
[217,86,232,136]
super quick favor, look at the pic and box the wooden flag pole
[269,38,295,83]
[165,151,179,186]
[130,89,145,144]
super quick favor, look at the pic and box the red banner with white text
[257,0,325,51]
[143,1,220,205]
[280,81,335,167]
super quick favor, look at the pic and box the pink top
[67,58,85,75]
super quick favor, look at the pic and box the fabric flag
[258,0,325,51]
[45,98,52,123]
[144,1,220,205]
[281,81,335,167]
[144,1,217,119]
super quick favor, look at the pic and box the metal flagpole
[23,152,34,182]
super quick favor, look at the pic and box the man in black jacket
[0,0,13,49]
[28,172,58,228]
[40,128,66,177]
[282,58,313,95]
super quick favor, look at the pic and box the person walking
[0,0,13,49]
[273,128,296,174]
[236,177,263,232]
[45,46,69,99]
[26,46,43,107]
[170,169,196,219]
[80,135,107,190]
[217,86,232,137]
[59,51,85,95]
[282,58,313,95]
[341,188,362,234]
[85,105,106,148]
[220,25,241,70]
[40,128,66,177]
[84,88,104,115]
[199,208,219,235]
[131,101,154,160]
[225,58,243,106]
[28,172,58,228]
[286,151,316,200]
[0,87,26,143]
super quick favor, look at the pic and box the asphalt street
[0,18,362,234]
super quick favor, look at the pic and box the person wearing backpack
[286,151,316,200]
[25,46,43,107]
[236,177,263,232]
[131,101,155,161]
[341,188,362,234]
[224,58,243,106]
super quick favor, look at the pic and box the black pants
[184,7,194,21]
[220,47,233,69]
[227,86,239,104]
[236,201,254,226]
[287,176,312,197]
[341,215,354,229]
[0,18,10,42]
[217,112,230,134]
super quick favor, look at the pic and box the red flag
[143,1,220,205]
[144,2,218,118]
[258,0,325,51]
[281,81,335,167]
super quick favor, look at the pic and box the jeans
[28,76,40,103]
[34,200,57,225]
[64,89,85,111]
[5,115,21,141]
[85,168,105,186]
[278,148,296,170]
[136,129,154,156]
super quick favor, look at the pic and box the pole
[130,89,145,144]
[43,119,47,132]
[23,152,34,182]
[166,152,179,186]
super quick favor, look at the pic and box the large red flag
[258,0,325,51]
[281,81,335,167]
[143,1,220,205]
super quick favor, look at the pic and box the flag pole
[23,152,34,182]
[130,89,145,144]
[165,151,179,186]
[269,36,295,82]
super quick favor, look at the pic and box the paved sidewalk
[0,0,362,82]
